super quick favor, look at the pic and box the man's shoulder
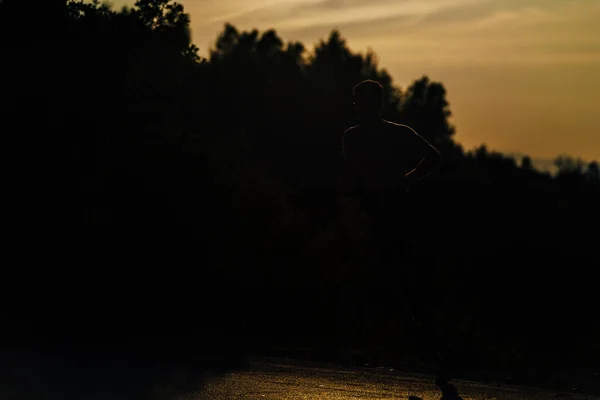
[383,120,418,135]
[342,125,361,144]
[343,125,361,135]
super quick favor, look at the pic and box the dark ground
[197,358,600,400]
[2,327,600,400]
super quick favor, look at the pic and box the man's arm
[404,129,442,186]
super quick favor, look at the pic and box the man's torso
[342,119,421,193]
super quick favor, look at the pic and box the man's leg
[383,190,429,366]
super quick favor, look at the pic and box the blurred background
[1,0,599,397]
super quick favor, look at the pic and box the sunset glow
[112,0,600,163]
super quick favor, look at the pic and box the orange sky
[112,0,600,163]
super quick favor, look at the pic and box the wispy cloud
[244,0,600,67]
[206,1,280,23]
[261,0,487,30]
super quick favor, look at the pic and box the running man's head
[353,80,383,122]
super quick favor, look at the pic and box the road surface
[182,358,599,400]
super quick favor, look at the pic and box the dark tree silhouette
[2,1,600,397]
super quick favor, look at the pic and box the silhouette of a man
[340,79,441,261]
[340,78,444,384]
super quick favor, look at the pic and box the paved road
[2,350,598,399]
[185,359,600,400]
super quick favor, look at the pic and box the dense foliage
[2,0,599,380]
